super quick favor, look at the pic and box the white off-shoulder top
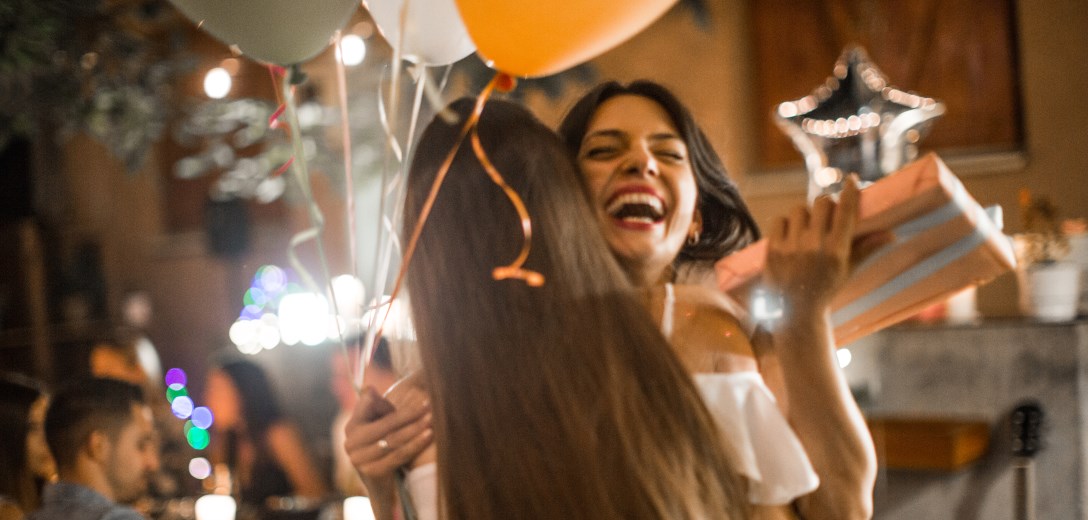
[665,283,819,505]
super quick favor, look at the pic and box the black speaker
[203,197,250,258]
[0,137,34,222]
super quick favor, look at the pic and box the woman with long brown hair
[0,374,56,520]
[346,98,746,519]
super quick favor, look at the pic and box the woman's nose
[622,147,659,177]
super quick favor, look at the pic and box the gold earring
[686,228,700,246]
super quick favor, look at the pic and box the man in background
[29,378,158,520]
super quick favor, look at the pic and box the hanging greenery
[0,0,191,171]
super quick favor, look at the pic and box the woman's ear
[691,208,704,235]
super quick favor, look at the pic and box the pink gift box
[716,153,1017,345]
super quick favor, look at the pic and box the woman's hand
[343,383,433,504]
[758,177,878,519]
[764,177,860,314]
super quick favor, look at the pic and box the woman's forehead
[587,94,679,135]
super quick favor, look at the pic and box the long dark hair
[215,359,283,440]
[404,98,745,519]
[558,80,761,271]
[0,373,46,511]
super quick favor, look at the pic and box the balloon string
[360,64,404,388]
[275,67,353,392]
[333,30,363,374]
[371,73,540,358]
[470,126,545,286]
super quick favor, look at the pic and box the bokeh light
[256,265,287,293]
[331,274,365,319]
[203,67,231,99]
[187,426,211,450]
[343,496,376,520]
[166,385,189,403]
[837,348,853,369]
[171,396,194,419]
[337,34,367,66]
[192,407,214,429]
[278,292,330,346]
[229,319,257,347]
[189,457,212,480]
[243,287,269,308]
[164,368,187,388]
[240,304,264,320]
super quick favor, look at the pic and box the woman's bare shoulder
[671,284,757,370]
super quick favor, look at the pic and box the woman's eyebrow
[582,128,626,143]
[648,132,682,143]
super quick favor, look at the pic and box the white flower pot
[1020,262,1082,322]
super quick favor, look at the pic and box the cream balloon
[364,0,475,65]
[170,0,359,65]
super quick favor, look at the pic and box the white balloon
[365,0,476,66]
[170,0,359,65]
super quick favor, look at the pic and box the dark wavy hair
[558,80,761,272]
[215,359,283,440]
[404,98,745,519]
[0,373,47,511]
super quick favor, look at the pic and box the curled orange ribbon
[372,73,544,355]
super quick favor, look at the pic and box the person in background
[203,358,328,512]
[89,330,148,388]
[28,378,157,520]
[88,328,189,502]
[0,374,56,520]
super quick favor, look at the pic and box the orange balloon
[455,0,677,77]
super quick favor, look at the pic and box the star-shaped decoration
[775,46,945,198]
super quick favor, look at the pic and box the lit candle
[195,494,236,520]
[343,496,377,520]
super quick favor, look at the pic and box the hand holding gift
[718,153,1017,345]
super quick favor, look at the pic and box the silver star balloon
[775,46,945,199]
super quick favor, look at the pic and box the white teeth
[620,216,655,224]
[605,192,665,217]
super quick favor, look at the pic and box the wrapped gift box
[716,152,1017,345]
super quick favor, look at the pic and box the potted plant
[1015,189,1081,321]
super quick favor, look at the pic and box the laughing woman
[558,80,877,519]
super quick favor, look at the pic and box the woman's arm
[266,422,329,500]
[758,178,877,520]
[344,386,433,520]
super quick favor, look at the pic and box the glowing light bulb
[203,67,232,99]
[337,34,367,66]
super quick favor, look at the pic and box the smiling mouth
[605,192,666,225]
